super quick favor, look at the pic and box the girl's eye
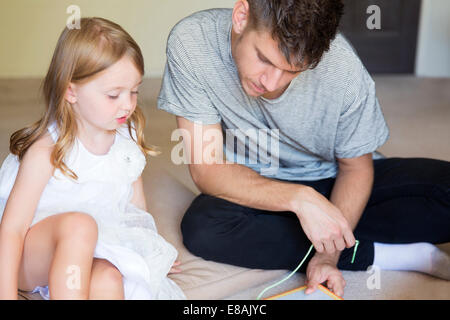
[107,91,138,99]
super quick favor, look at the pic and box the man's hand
[292,187,356,254]
[305,251,345,297]
[304,153,374,297]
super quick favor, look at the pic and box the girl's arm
[130,176,147,212]
[0,134,54,299]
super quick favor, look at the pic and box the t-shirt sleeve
[157,32,221,125]
[334,63,390,159]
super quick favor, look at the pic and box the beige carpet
[1,76,449,300]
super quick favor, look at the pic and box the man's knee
[376,158,449,182]
[181,194,245,258]
[181,195,214,256]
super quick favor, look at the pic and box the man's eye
[258,54,270,64]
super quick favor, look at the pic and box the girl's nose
[122,92,135,111]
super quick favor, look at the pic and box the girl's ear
[65,83,77,104]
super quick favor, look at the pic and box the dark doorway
[339,0,422,74]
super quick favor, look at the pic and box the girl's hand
[169,260,181,274]
[305,252,346,298]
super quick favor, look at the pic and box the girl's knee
[57,212,98,243]
[91,260,124,298]
[101,266,123,290]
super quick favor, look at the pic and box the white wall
[416,0,450,77]
[0,0,234,78]
[0,0,449,78]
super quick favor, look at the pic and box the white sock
[373,242,450,280]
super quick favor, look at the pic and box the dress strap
[47,122,59,143]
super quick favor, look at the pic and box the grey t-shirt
[157,8,390,181]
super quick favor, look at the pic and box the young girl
[0,17,185,300]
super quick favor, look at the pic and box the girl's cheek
[100,102,117,118]
[108,99,120,109]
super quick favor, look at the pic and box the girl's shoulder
[9,132,55,194]
[21,132,55,169]
[0,133,54,195]
[33,131,55,149]
[25,132,54,158]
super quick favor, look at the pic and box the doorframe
[415,0,450,77]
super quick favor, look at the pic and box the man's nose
[260,67,283,92]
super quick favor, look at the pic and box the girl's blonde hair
[10,17,158,180]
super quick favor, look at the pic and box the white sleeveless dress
[0,122,186,300]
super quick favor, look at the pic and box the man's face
[231,27,304,99]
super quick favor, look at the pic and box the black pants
[181,158,450,273]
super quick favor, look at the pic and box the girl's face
[66,55,142,132]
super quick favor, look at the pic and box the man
[158,0,450,297]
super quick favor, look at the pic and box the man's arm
[178,117,304,212]
[305,153,374,296]
[316,152,374,261]
[331,153,374,230]
[177,116,355,253]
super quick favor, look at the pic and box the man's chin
[243,81,264,97]
[246,91,262,98]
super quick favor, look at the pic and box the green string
[351,240,360,264]
[256,240,360,300]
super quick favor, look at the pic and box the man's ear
[232,0,250,34]
[65,83,77,104]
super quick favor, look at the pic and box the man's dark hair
[247,0,344,69]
